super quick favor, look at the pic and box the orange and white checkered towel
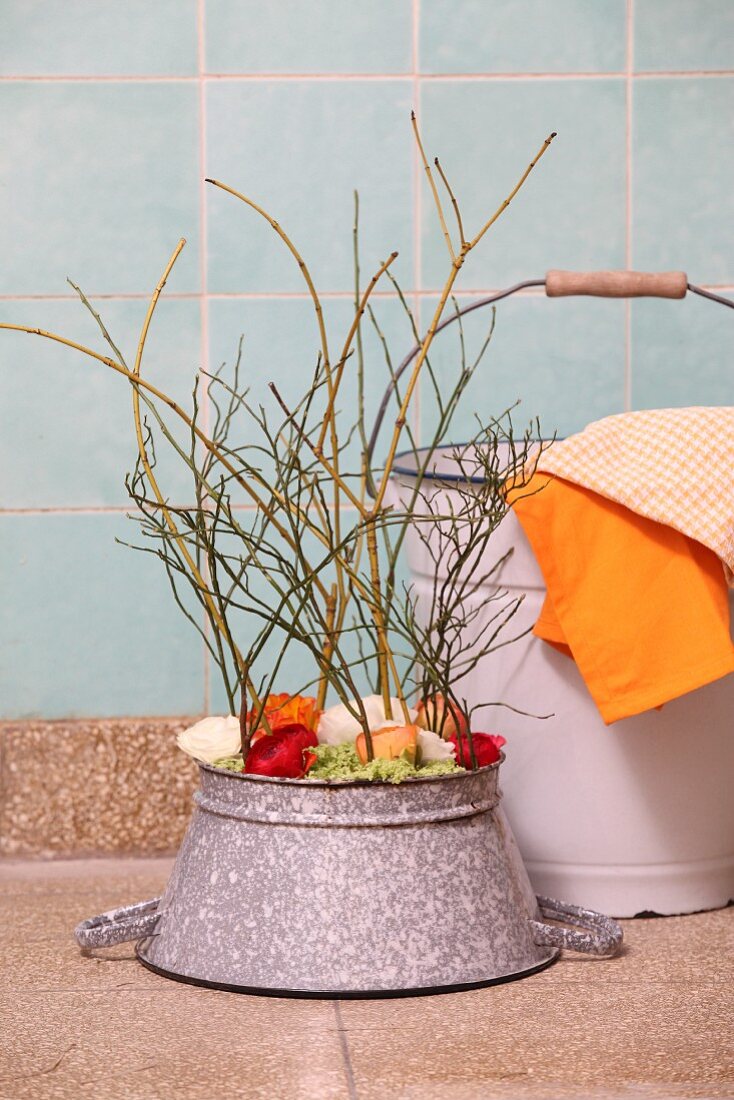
[510,408,734,722]
[537,407,734,583]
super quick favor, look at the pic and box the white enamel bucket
[391,449,734,918]
[374,271,734,918]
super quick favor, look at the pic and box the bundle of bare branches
[2,118,555,763]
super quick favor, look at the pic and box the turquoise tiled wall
[1,1,732,718]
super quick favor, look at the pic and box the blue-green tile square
[0,298,202,508]
[632,78,734,283]
[635,1,734,71]
[0,514,205,718]
[420,0,626,74]
[419,80,626,290]
[206,81,414,293]
[0,83,200,295]
[206,0,412,74]
[631,292,734,409]
[419,294,625,441]
[0,1,198,75]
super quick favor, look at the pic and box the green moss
[306,742,463,784]
[212,755,245,772]
[211,742,463,784]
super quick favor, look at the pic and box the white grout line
[1,70,733,83]
[0,288,448,301]
[624,0,634,412]
[0,74,201,82]
[625,3,634,271]
[0,291,197,301]
[419,70,734,80]
[0,507,138,515]
[197,4,209,391]
[206,69,732,80]
[0,503,347,516]
[2,284,731,305]
[412,0,423,447]
[205,72,625,81]
[197,0,211,714]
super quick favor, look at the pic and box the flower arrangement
[2,117,554,783]
[176,692,506,781]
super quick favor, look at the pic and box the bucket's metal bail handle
[74,897,162,949]
[530,895,623,956]
[366,272,732,481]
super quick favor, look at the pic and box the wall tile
[205,80,413,292]
[419,294,625,441]
[420,0,626,74]
[0,1,198,76]
[632,78,734,283]
[0,299,202,508]
[631,291,734,409]
[635,0,734,72]
[206,0,412,74]
[0,82,200,295]
[0,514,205,718]
[419,79,626,290]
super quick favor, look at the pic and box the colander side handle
[530,896,623,956]
[74,897,162,948]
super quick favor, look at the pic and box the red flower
[449,731,506,769]
[244,722,318,779]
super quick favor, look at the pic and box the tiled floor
[1,859,732,1099]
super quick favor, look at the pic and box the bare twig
[434,157,466,248]
[411,111,456,261]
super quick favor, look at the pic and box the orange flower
[249,693,321,741]
[415,694,468,740]
[355,724,419,765]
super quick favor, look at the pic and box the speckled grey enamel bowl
[75,758,622,997]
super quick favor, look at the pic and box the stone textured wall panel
[0,719,199,858]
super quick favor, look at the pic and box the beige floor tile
[0,991,347,1099]
[536,908,734,987]
[0,859,171,992]
[2,949,341,1032]
[0,856,174,895]
[1,890,171,947]
[340,980,733,1098]
[336,910,734,1098]
[344,1086,734,1099]
[2,860,733,1099]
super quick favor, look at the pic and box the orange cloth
[511,474,734,725]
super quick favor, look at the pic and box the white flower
[317,695,418,746]
[417,729,457,763]
[176,715,241,763]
